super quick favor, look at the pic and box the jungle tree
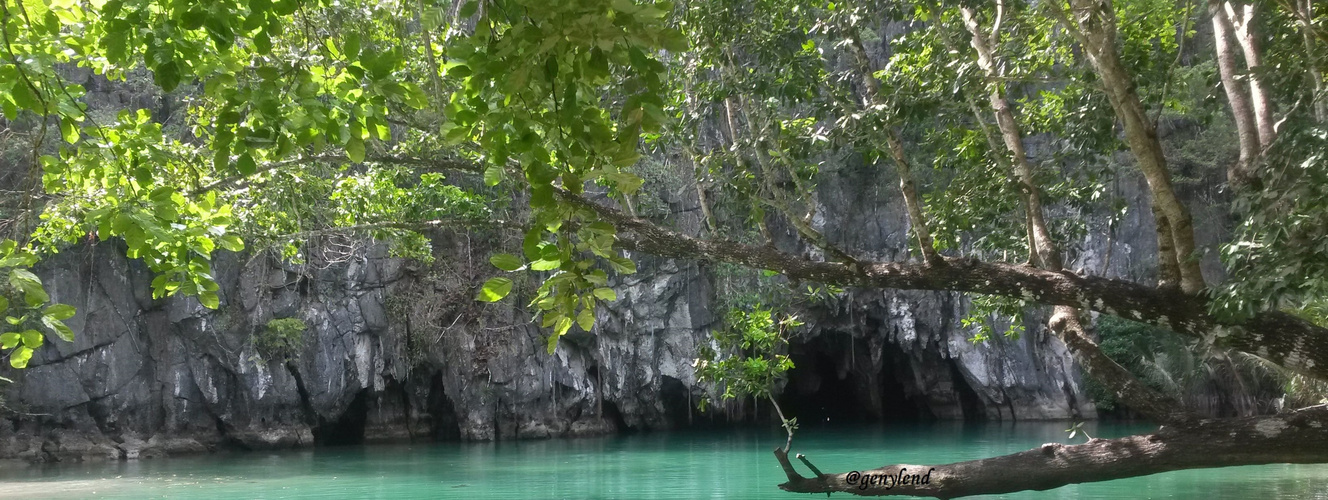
[2,0,1328,496]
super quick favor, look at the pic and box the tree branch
[1209,0,1263,187]
[261,217,524,240]
[556,189,1328,382]
[1049,0,1206,294]
[1049,306,1195,423]
[838,15,943,266]
[956,5,1191,423]
[776,406,1328,497]
[195,153,480,196]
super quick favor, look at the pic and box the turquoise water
[2,422,1327,499]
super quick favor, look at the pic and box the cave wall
[0,128,1244,462]
[0,34,1248,463]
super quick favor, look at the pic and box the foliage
[694,307,800,413]
[1217,121,1328,319]
[962,294,1026,344]
[254,317,307,361]
[0,0,1322,408]
[0,239,75,369]
[1086,315,1199,411]
[0,0,692,360]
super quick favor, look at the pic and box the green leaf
[254,30,273,54]
[0,332,18,349]
[10,346,32,369]
[459,0,478,19]
[181,9,206,30]
[477,277,513,302]
[219,234,245,252]
[204,15,234,49]
[346,136,365,162]
[607,256,637,274]
[484,165,503,186]
[576,307,595,332]
[9,269,49,305]
[585,269,608,286]
[60,116,79,144]
[237,152,257,175]
[530,259,561,271]
[611,150,642,168]
[522,230,543,261]
[272,0,297,15]
[20,330,42,349]
[554,316,572,337]
[154,60,182,92]
[604,172,644,194]
[344,32,361,59]
[199,291,220,309]
[530,184,555,208]
[592,288,617,301]
[489,254,523,272]
[44,303,76,320]
[43,316,74,342]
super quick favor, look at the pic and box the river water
[1,421,1325,499]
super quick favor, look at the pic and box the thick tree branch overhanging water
[556,190,1328,382]
[952,3,1190,424]
[7,0,1328,493]
[1050,0,1207,295]
[341,150,1328,401]
[775,405,1328,497]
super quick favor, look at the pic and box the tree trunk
[1209,0,1263,187]
[959,4,1188,423]
[841,18,942,266]
[776,405,1328,497]
[1301,0,1327,123]
[1058,0,1206,295]
[1048,306,1193,423]
[960,5,1061,271]
[1224,1,1276,149]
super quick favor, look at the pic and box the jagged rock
[0,142,1238,462]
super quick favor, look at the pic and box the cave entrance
[314,389,368,446]
[428,371,461,440]
[660,376,692,428]
[778,333,931,426]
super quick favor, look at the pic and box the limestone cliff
[0,120,1245,463]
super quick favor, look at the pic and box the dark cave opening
[660,376,692,428]
[950,362,985,421]
[602,399,631,433]
[778,333,932,426]
[427,371,461,440]
[314,390,368,446]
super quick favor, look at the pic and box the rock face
[0,235,720,461]
[0,125,1243,463]
[0,149,1234,462]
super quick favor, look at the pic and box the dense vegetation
[1,0,1327,496]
